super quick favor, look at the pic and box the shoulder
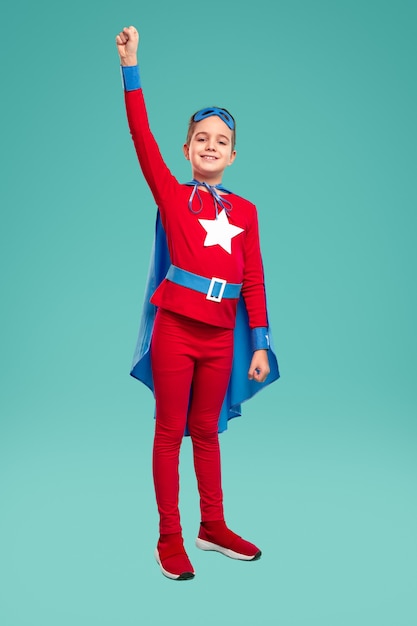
[229,193,258,223]
[229,192,257,212]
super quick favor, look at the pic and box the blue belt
[165,265,242,303]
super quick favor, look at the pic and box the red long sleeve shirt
[125,88,268,330]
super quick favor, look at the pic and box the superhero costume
[122,67,280,434]
[121,64,280,536]
[130,208,280,433]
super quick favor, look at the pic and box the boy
[116,25,279,580]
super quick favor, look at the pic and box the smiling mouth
[201,155,217,160]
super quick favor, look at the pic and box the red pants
[151,308,234,535]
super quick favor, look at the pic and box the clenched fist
[116,26,139,66]
[248,350,270,383]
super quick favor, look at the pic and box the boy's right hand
[116,26,139,66]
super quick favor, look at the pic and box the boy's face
[183,116,236,183]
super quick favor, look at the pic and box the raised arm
[115,26,177,208]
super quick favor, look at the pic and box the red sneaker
[155,533,195,580]
[196,521,261,561]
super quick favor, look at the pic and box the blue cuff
[251,327,270,351]
[121,65,141,91]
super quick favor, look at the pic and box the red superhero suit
[121,64,279,578]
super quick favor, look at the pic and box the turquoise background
[1,0,416,624]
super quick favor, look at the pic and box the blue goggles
[193,107,235,130]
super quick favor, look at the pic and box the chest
[162,192,249,258]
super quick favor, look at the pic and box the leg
[151,309,195,579]
[187,326,261,561]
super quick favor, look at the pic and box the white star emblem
[198,210,244,254]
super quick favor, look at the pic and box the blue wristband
[251,327,270,351]
[121,65,141,91]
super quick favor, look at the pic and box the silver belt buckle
[206,277,226,302]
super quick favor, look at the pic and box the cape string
[185,179,233,218]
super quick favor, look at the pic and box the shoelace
[185,179,233,218]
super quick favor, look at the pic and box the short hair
[185,107,236,150]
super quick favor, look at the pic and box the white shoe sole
[154,548,195,580]
[195,537,261,561]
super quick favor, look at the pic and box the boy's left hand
[248,350,270,383]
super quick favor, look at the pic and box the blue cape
[130,211,280,433]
